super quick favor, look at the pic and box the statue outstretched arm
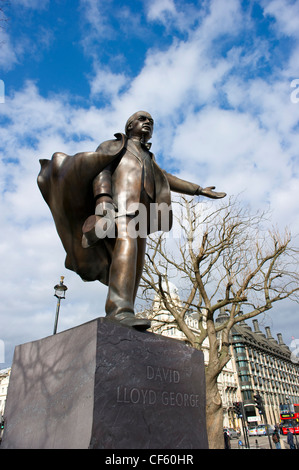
[164,171,226,199]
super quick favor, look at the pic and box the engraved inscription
[161,391,200,407]
[117,386,157,405]
[116,365,200,408]
[146,365,180,383]
[116,386,200,407]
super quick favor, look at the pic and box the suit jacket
[94,137,156,217]
[37,133,200,284]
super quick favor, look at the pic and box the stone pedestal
[1,318,208,449]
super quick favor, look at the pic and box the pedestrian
[272,430,281,449]
[224,430,231,449]
[279,423,283,434]
[287,430,296,449]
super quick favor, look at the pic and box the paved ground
[229,434,295,449]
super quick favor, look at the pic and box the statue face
[127,112,154,141]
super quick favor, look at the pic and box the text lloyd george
[116,365,201,408]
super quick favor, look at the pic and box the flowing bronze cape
[37,133,180,285]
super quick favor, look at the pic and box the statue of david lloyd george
[38,111,226,330]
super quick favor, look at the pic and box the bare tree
[138,195,299,449]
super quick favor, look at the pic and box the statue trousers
[105,215,147,317]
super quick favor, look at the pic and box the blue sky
[0,0,299,367]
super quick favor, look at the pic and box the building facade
[0,368,11,417]
[230,318,299,427]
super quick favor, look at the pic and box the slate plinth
[1,318,208,449]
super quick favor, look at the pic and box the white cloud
[0,30,18,71]
[262,0,299,39]
[89,68,128,98]
[261,0,299,81]
[171,107,283,195]
[79,0,115,53]
[145,0,243,36]
[12,0,50,9]
[197,0,243,41]
[146,0,177,22]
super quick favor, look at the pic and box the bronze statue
[38,111,226,330]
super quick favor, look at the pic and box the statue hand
[197,186,226,199]
[95,198,118,216]
[82,198,117,248]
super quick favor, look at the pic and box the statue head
[125,111,154,142]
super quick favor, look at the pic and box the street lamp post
[53,276,68,335]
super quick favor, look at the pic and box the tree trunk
[205,371,224,449]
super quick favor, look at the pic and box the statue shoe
[107,311,151,330]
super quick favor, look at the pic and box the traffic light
[233,402,243,417]
[254,393,264,414]
[0,416,4,429]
